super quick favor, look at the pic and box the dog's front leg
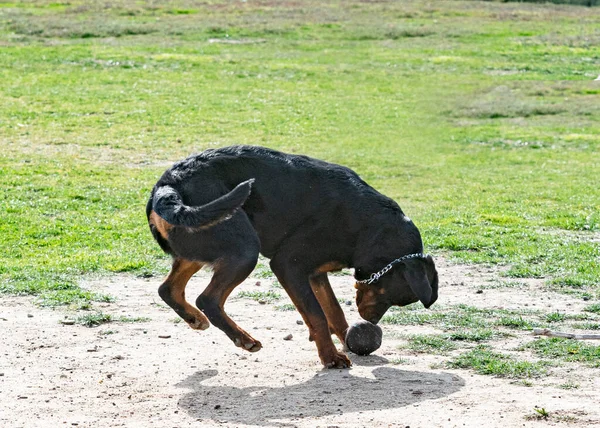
[309,273,350,349]
[270,259,351,369]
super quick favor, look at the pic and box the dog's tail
[152,179,255,228]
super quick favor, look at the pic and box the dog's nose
[368,315,381,325]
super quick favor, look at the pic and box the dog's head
[355,254,438,324]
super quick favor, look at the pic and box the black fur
[147,145,438,368]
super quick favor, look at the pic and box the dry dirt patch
[1,259,599,427]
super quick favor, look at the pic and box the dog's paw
[323,351,352,369]
[234,336,263,353]
[185,310,210,330]
[187,317,210,330]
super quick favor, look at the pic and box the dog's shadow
[176,363,464,426]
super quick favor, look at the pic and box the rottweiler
[147,145,438,368]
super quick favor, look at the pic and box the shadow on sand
[177,359,464,427]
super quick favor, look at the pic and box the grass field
[1,0,599,307]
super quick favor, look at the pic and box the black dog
[147,146,438,368]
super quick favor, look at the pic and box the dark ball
[345,320,383,356]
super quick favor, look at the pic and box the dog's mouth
[357,303,388,325]
[365,314,383,325]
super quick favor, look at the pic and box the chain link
[355,253,427,285]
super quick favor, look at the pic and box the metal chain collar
[355,253,427,285]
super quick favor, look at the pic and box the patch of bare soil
[1,259,599,427]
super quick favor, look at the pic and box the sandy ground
[1,258,599,428]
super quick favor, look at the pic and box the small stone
[27,314,33,318]
[158,335,171,339]
[296,320,304,325]
[476,290,483,294]
[258,300,267,305]
[61,320,75,325]
[345,300,352,306]
[283,334,293,341]
[583,296,590,301]
[255,281,261,286]
[214,404,221,410]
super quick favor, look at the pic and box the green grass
[558,382,580,390]
[448,329,496,342]
[448,345,550,378]
[118,315,151,323]
[1,0,599,309]
[236,290,281,303]
[75,312,113,327]
[545,312,567,323]
[497,316,533,330]
[36,288,114,309]
[252,263,275,279]
[520,338,600,367]
[584,304,600,314]
[403,328,497,355]
[385,302,600,366]
[532,407,550,421]
[405,335,458,354]
[385,303,600,332]
[572,322,600,330]
[75,312,150,327]
[496,0,600,5]
[382,304,545,331]
[274,303,296,312]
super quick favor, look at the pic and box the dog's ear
[402,255,438,308]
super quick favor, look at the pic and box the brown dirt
[1,258,599,427]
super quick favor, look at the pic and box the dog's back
[149,145,405,259]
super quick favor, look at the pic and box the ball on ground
[345,320,383,356]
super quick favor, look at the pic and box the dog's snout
[367,313,382,325]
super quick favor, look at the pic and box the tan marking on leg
[279,279,350,368]
[310,273,350,346]
[315,261,346,274]
[162,259,209,330]
[149,210,173,240]
[197,258,262,352]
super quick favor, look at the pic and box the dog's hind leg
[309,273,350,349]
[196,252,261,352]
[158,258,210,330]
